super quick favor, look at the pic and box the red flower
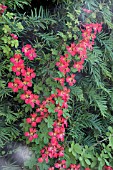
[66,74,76,86]
[67,164,80,170]
[56,54,70,75]
[12,62,25,76]
[48,167,54,170]
[22,77,32,91]
[66,43,77,56]
[8,78,23,92]
[26,113,37,127]
[38,157,43,163]
[10,53,23,64]
[0,4,7,14]
[56,87,70,102]
[55,105,63,117]
[92,23,102,33]
[54,160,66,169]
[54,77,65,86]
[10,33,18,40]
[21,67,36,79]
[104,166,113,170]
[82,8,92,14]
[24,128,38,141]
[22,44,37,60]
[22,44,32,53]
[73,60,84,72]
[25,48,37,60]
[36,104,48,116]
[20,90,32,104]
[26,113,42,127]
[23,94,40,108]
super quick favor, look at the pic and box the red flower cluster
[8,47,38,141]
[22,44,37,60]
[8,23,103,169]
[38,143,64,163]
[37,23,102,168]
[55,23,102,88]
[9,52,37,94]
[66,23,102,74]
[0,4,7,15]
[49,163,81,170]
[20,91,40,108]
[56,54,70,75]
[37,88,69,162]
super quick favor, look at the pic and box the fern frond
[4,0,31,9]
[0,121,20,147]
[70,85,84,101]
[88,89,108,117]
[2,162,21,170]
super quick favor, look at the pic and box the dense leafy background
[0,0,113,169]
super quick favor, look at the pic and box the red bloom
[73,60,84,72]
[67,164,80,170]
[22,77,32,91]
[0,4,7,14]
[12,62,25,76]
[20,90,32,104]
[76,43,87,58]
[38,157,43,163]
[55,105,63,117]
[104,166,113,170]
[26,113,37,127]
[82,8,92,14]
[54,77,65,86]
[24,94,40,108]
[10,33,18,40]
[54,160,66,169]
[66,43,77,56]
[56,54,70,75]
[26,113,42,127]
[66,74,76,86]
[8,78,23,92]
[22,44,37,60]
[92,23,102,33]
[22,44,32,53]
[56,87,70,102]
[25,48,37,60]
[21,67,36,79]
[10,53,23,64]
[24,128,38,141]
[48,167,54,170]
[36,104,48,116]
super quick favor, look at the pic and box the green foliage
[0,11,25,149]
[67,126,113,169]
[1,0,113,169]
[1,0,31,10]
[0,103,20,147]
